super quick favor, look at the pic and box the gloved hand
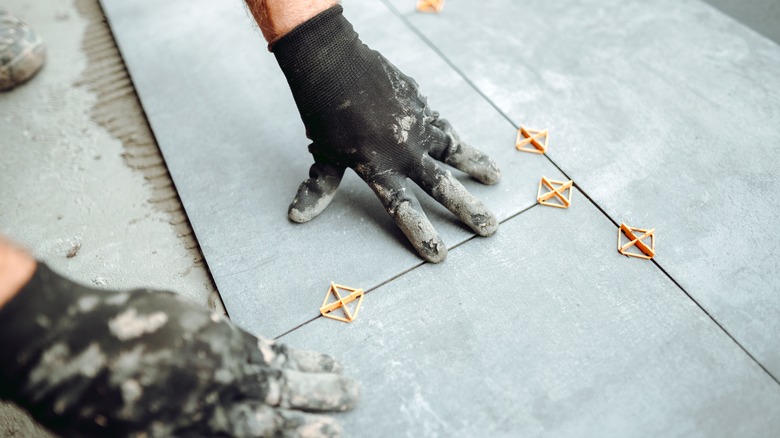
[0,264,358,437]
[273,5,501,263]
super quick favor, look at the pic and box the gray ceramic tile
[385,0,425,15]
[702,0,780,45]
[398,0,780,376]
[99,0,563,337]
[282,189,780,436]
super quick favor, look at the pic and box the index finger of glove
[289,162,346,223]
[427,116,501,185]
[411,155,498,237]
[359,170,448,263]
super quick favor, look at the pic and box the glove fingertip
[278,409,344,438]
[476,211,499,237]
[289,203,318,223]
[288,189,334,223]
[339,377,361,411]
[478,162,502,186]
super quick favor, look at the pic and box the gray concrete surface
[0,0,221,435]
[0,0,218,304]
[392,0,780,378]
[283,191,780,437]
[99,0,567,338]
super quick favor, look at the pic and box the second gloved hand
[0,264,358,437]
[273,5,501,263]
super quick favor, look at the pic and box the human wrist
[247,0,337,43]
[272,5,374,117]
[0,240,36,309]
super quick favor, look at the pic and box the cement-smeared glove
[0,264,358,437]
[273,5,501,263]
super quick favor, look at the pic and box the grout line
[275,315,320,340]
[275,260,423,339]
[573,178,778,383]
[382,0,780,385]
[649,259,780,385]
[277,203,541,340]
[380,0,519,130]
[94,0,230,319]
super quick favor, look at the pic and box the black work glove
[0,264,358,437]
[273,5,501,263]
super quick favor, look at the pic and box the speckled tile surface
[282,192,780,436]
[390,0,780,377]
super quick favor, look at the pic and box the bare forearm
[0,238,36,308]
[245,0,337,43]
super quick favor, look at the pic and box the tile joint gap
[650,258,780,386]
[276,205,540,339]
[380,0,518,130]
[382,0,780,386]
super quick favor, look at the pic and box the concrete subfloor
[0,0,778,435]
[0,0,222,435]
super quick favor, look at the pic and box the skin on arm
[245,0,337,43]
[0,238,36,309]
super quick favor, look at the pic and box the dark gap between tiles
[275,202,541,340]
[380,0,780,386]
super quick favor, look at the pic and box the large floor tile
[398,0,780,376]
[99,0,563,336]
[702,0,780,45]
[283,190,780,436]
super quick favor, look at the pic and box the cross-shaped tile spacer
[618,223,656,259]
[320,282,364,323]
[417,0,446,13]
[515,126,549,154]
[537,176,573,208]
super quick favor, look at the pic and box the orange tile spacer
[617,223,655,260]
[416,0,445,13]
[320,282,364,323]
[515,126,549,154]
[537,176,573,208]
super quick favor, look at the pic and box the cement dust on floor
[0,0,222,434]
